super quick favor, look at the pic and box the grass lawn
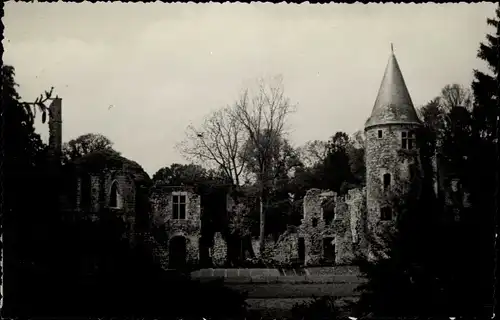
[226,282,363,299]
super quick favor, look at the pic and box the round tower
[364,45,422,260]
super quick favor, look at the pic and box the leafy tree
[298,139,329,167]
[323,131,356,193]
[467,4,499,314]
[1,64,59,316]
[241,132,302,238]
[62,133,119,164]
[152,163,210,187]
[471,5,499,143]
[347,131,366,186]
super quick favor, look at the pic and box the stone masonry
[76,169,138,243]
[211,232,227,267]
[151,188,201,267]
[364,47,423,260]
[299,189,336,266]
[298,188,367,266]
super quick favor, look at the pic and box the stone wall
[252,237,276,259]
[365,123,421,260]
[333,196,354,264]
[211,232,227,266]
[76,169,138,243]
[268,228,299,264]
[333,187,367,264]
[150,189,202,268]
[346,187,368,259]
[296,187,368,266]
[77,170,137,214]
[299,189,336,266]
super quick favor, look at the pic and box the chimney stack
[48,97,62,164]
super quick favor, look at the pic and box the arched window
[383,173,391,190]
[109,181,122,209]
[81,174,91,210]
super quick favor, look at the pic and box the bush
[291,296,339,320]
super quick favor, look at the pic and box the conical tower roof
[365,45,421,129]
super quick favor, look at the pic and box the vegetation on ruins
[2,4,497,319]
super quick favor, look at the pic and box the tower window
[312,218,318,227]
[172,193,187,220]
[378,130,383,138]
[380,206,392,221]
[402,131,416,150]
[383,173,391,191]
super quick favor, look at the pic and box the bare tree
[177,106,247,186]
[439,84,473,112]
[351,130,366,149]
[230,75,296,255]
[298,140,329,168]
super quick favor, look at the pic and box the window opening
[109,181,120,208]
[172,193,187,219]
[380,206,392,221]
[383,173,391,191]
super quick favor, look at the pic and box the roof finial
[391,43,394,54]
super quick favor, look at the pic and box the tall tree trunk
[259,175,265,257]
[259,195,265,258]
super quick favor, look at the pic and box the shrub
[291,296,339,320]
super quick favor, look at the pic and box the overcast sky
[4,2,496,176]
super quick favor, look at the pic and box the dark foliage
[62,133,120,165]
[291,296,339,320]
[1,65,248,319]
[4,209,249,319]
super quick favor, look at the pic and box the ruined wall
[269,229,299,264]
[365,124,421,260]
[48,97,62,161]
[347,187,368,259]
[150,189,202,267]
[77,170,137,213]
[299,189,335,266]
[296,187,368,266]
[76,170,138,242]
[211,232,227,267]
[252,236,277,259]
[333,187,367,264]
[333,196,354,264]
